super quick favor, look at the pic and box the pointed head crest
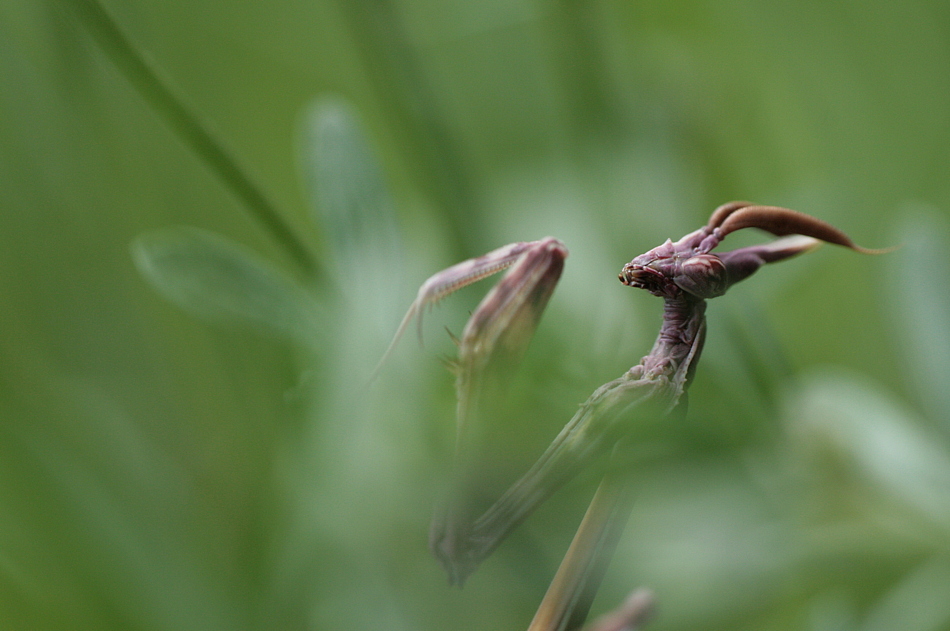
[703,202,894,255]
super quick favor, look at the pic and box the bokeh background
[3,1,950,630]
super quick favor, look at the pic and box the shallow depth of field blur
[3,1,950,630]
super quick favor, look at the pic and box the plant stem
[527,466,635,631]
[62,0,319,279]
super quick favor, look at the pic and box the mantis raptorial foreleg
[371,239,566,381]
[378,203,886,630]
[375,237,570,583]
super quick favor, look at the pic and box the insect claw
[369,302,419,383]
[440,356,460,374]
[445,326,461,346]
[372,241,549,381]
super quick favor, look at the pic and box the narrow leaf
[888,207,950,428]
[299,96,401,281]
[133,227,321,346]
[787,369,950,527]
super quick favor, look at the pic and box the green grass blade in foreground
[63,0,318,278]
[133,227,321,347]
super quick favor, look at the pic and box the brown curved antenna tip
[705,200,757,230]
[717,205,895,254]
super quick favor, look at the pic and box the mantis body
[381,202,883,631]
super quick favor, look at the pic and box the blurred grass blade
[63,0,317,278]
[527,468,637,631]
[861,558,950,631]
[335,0,479,250]
[133,227,321,346]
[786,369,950,528]
[299,96,401,285]
[888,206,950,428]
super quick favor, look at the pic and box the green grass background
[2,1,950,629]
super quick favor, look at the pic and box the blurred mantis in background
[380,202,885,631]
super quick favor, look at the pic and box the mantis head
[619,202,890,300]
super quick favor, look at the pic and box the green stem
[63,0,319,279]
[527,467,636,631]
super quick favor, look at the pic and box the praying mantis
[379,202,885,631]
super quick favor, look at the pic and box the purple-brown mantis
[379,202,885,631]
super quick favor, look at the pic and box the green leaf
[786,369,950,528]
[133,227,321,346]
[888,206,950,428]
[298,96,401,284]
[861,558,950,631]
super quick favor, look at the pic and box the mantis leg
[433,374,666,583]
[371,239,566,381]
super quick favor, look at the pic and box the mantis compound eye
[619,264,655,289]
[618,266,637,286]
[673,254,729,298]
[619,263,680,298]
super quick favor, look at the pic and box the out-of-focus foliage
[1,1,949,630]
